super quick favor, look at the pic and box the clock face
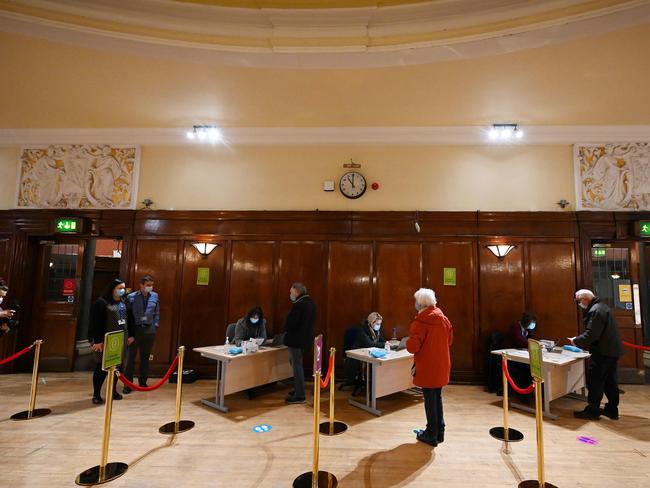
[339,171,367,199]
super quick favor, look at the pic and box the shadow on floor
[337,441,435,488]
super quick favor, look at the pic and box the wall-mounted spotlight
[414,210,421,233]
[192,242,219,257]
[488,124,523,141]
[486,244,516,259]
[186,125,223,143]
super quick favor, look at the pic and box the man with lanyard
[123,275,160,394]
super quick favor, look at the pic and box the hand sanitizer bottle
[225,336,230,346]
[392,328,397,341]
[385,342,391,353]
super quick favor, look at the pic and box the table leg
[201,359,229,413]
[348,361,381,416]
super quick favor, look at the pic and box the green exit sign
[592,248,607,257]
[640,221,650,237]
[55,218,80,233]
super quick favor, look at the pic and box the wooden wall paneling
[425,241,477,377]
[228,241,276,334]
[375,243,423,339]
[527,241,579,349]
[133,239,181,367]
[326,241,373,364]
[275,241,326,348]
[179,241,226,369]
[479,242,525,354]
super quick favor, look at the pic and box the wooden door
[32,240,84,371]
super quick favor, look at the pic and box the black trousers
[124,327,156,385]
[586,353,619,413]
[93,361,120,398]
[422,387,445,439]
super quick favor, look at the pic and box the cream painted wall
[136,144,574,211]
[0,144,574,211]
[1,23,650,128]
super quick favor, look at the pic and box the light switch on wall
[323,180,335,191]
[149,354,154,361]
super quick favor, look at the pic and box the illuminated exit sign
[640,221,650,237]
[592,248,606,257]
[54,218,80,233]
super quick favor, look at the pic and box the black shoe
[600,406,619,420]
[416,431,438,447]
[437,432,445,444]
[92,396,104,405]
[285,395,306,404]
[123,387,132,395]
[139,381,148,388]
[113,391,123,401]
[573,408,600,420]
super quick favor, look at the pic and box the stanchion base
[293,471,338,488]
[319,421,348,436]
[519,481,558,488]
[75,462,128,485]
[10,408,51,421]
[489,426,524,442]
[159,420,195,435]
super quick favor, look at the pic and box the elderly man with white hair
[406,288,453,447]
[571,288,624,420]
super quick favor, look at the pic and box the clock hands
[348,174,355,188]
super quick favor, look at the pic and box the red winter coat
[406,306,453,388]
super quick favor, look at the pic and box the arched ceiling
[0,0,649,67]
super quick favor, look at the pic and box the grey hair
[414,288,437,307]
[291,282,307,295]
[575,289,595,299]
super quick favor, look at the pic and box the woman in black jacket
[90,279,134,404]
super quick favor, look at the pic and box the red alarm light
[371,182,379,190]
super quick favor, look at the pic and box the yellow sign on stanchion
[519,340,558,488]
[76,331,128,486]
[159,346,195,434]
[294,336,338,488]
[319,347,348,436]
[489,352,524,452]
[11,339,51,421]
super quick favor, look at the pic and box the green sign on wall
[443,267,457,286]
[528,339,543,381]
[197,267,210,286]
[102,330,125,370]
[639,221,650,237]
[54,218,80,233]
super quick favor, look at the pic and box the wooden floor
[1,373,649,488]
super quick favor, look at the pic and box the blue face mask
[527,322,536,330]
[373,323,381,331]
[415,303,424,312]
[115,288,125,297]
[250,317,259,324]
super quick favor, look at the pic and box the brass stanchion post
[11,340,51,420]
[489,353,523,447]
[76,366,128,485]
[294,336,338,487]
[160,346,195,434]
[319,348,348,436]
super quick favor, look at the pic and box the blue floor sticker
[253,424,273,433]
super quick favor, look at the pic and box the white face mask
[415,303,425,311]
[578,302,588,310]
[144,286,153,293]
[373,323,381,331]
[0,297,3,305]
[250,317,259,324]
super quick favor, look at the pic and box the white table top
[346,347,413,364]
[194,344,287,361]
[491,347,590,365]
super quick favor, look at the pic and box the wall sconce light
[488,124,523,141]
[192,242,219,257]
[486,244,516,259]
[414,210,421,233]
[186,125,223,143]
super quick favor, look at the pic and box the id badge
[118,319,126,326]
[141,316,148,322]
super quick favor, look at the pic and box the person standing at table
[234,305,267,346]
[283,282,316,404]
[0,279,16,338]
[123,275,160,394]
[407,288,453,447]
[90,279,134,404]
[571,289,624,420]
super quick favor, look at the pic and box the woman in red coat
[406,288,453,447]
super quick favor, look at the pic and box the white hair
[575,289,595,299]
[414,288,437,307]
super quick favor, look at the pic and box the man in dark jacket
[571,289,624,420]
[283,282,316,404]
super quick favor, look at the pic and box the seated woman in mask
[233,305,268,346]
[353,312,386,349]
[504,312,537,349]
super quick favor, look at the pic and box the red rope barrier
[623,341,650,351]
[116,355,179,392]
[501,356,535,395]
[320,355,334,389]
[0,343,34,366]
